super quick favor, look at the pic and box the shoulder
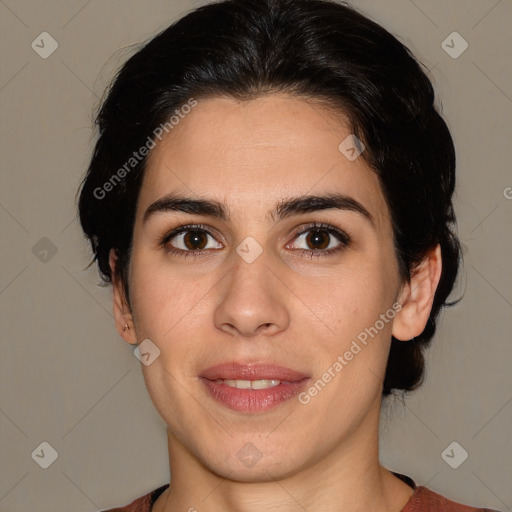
[102,483,170,512]
[402,485,502,512]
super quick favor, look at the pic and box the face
[114,94,408,480]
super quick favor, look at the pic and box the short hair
[77,0,462,397]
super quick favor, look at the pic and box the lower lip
[200,378,310,413]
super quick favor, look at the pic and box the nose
[213,251,290,338]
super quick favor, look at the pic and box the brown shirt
[102,475,501,512]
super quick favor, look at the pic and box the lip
[200,362,310,381]
[199,362,311,413]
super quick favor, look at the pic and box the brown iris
[183,230,209,250]
[305,229,330,250]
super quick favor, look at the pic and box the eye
[160,222,351,259]
[160,224,222,257]
[287,223,351,258]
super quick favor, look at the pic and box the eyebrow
[142,192,374,227]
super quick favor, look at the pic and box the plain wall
[0,1,510,511]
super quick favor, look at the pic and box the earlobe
[392,244,442,341]
[109,248,137,345]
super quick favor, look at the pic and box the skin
[109,93,442,512]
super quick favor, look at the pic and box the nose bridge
[230,244,271,297]
[213,242,289,336]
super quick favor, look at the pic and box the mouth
[199,362,311,413]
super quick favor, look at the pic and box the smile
[199,362,311,413]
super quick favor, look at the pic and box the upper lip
[200,362,310,382]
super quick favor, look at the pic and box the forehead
[138,94,390,231]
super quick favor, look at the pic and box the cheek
[129,260,206,430]
[313,260,393,335]
[128,249,215,385]
[128,249,205,336]
[299,257,398,400]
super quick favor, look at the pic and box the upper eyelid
[163,223,221,242]
[290,222,349,238]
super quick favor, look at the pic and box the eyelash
[159,222,351,259]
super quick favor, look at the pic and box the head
[77,0,461,480]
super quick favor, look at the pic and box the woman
[77,0,500,510]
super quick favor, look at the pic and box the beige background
[0,1,511,511]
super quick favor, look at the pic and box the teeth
[251,379,281,389]
[220,379,282,389]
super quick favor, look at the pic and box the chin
[198,440,310,483]
[209,459,303,483]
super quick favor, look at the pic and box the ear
[109,248,137,345]
[392,244,442,341]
